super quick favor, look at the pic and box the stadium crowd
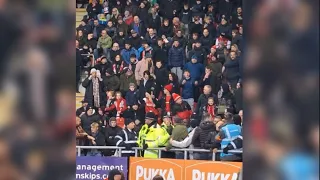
[76,0,243,161]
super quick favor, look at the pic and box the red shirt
[165,96,171,113]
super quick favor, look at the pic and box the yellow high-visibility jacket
[137,123,170,158]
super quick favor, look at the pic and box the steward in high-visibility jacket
[219,112,242,162]
[137,112,170,158]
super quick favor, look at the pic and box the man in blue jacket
[181,70,195,111]
[168,40,185,81]
[120,40,140,64]
[184,55,204,84]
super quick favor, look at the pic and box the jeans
[171,67,183,82]
[94,48,109,60]
[175,152,188,159]
[193,152,212,160]
[182,98,194,111]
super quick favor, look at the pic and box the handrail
[76,146,242,161]
[80,53,95,67]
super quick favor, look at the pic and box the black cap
[125,118,135,125]
[145,112,156,121]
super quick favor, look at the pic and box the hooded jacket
[103,70,120,91]
[200,35,214,52]
[188,47,207,64]
[119,71,136,92]
[98,35,112,49]
[183,59,205,81]
[181,77,194,99]
[192,120,215,148]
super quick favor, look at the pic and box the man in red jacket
[171,93,192,120]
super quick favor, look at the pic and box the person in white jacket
[170,117,200,159]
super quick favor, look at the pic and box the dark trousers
[76,66,81,91]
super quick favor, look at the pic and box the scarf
[113,61,124,74]
[207,105,215,118]
[165,95,171,113]
[92,77,100,107]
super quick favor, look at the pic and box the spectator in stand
[92,19,104,40]
[161,115,174,135]
[187,32,199,52]
[167,116,188,159]
[231,29,242,51]
[154,60,169,98]
[168,72,180,94]
[121,40,140,64]
[159,0,180,21]
[105,117,122,156]
[234,82,242,113]
[158,18,174,39]
[117,16,129,36]
[82,68,105,107]
[135,54,154,84]
[202,97,218,120]
[139,40,154,60]
[109,42,121,62]
[86,33,98,53]
[86,0,103,20]
[153,38,169,66]
[192,114,215,160]
[129,30,142,50]
[112,55,127,76]
[230,44,241,56]
[113,29,126,49]
[124,1,138,17]
[189,15,202,36]
[188,40,207,64]
[179,3,192,35]
[199,67,217,96]
[105,20,117,38]
[115,118,138,157]
[205,4,217,27]
[95,56,110,78]
[200,28,214,53]
[232,7,243,30]
[184,55,204,83]
[172,30,187,49]
[181,70,195,111]
[110,8,121,25]
[87,122,106,156]
[222,51,240,88]
[114,91,127,117]
[145,28,158,47]
[137,2,149,25]
[104,91,116,118]
[147,7,161,31]
[103,68,120,91]
[76,117,88,149]
[128,54,138,72]
[171,93,192,120]
[220,83,236,106]
[96,30,112,58]
[168,40,185,81]
[144,92,159,119]
[76,30,87,48]
[76,100,89,117]
[120,70,137,96]
[80,107,101,133]
[130,16,146,37]
[123,101,145,126]
[137,70,156,103]
[125,83,139,107]
[196,85,218,117]
[157,84,173,118]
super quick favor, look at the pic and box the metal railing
[76,146,242,161]
[81,53,95,67]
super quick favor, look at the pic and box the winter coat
[104,125,122,155]
[184,62,204,81]
[167,124,189,150]
[157,95,174,115]
[82,77,105,107]
[153,45,169,65]
[104,98,116,117]
[168,46,185,67]
[203,130,220,149]
[119,73,136,92]
[130,21,147,37]
[168,80,181,94]
[154,66,169,88]
[77,24,92,37]
[114,98,127,115]
[103,74,120,91]
[200,35,214,52]
[137,7,149,25]
[189,22,202,35]
[159,0,180,20]
[231,34,243,51]
[95,63,110,78]
[171,101,192,120]
[113,34,126,49]
[121,47,140,64]
[85,38,98,50]
[87,131,106,155]
[97,35,112,49]
[218,0,232,18]
[86,3,102,19]
[188,47,207,64]
[125,90,139,106]
[112,60,127,76]
[158,25,174,38]
[224,57,240,81]
[135,59,154,81]
[187,37,199,51]
[146,13,161,30]
[180,8,192,24]
[172,36,187,49]
[144,34,158,47]
[217,24,232,39]
[123,108,145,123]
[117,22,129,35]
[80,113,101,133]
[129,35,142,49]
[76,36,87,48]
[91,24,104,39]
[192,120,215,148]
[181,78,195,99]
[203,23,217,39]
[105,26,117,38]
[138,78,156,102]
[109,49,121,63]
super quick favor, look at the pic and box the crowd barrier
[76,146,242,180]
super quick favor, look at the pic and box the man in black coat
[153,38,169,66]
[195,85,218,117]
[104,117,123,156]
[80,107,101,134]
[154,60,169,98]
[76,100,89,117]
[114,118,138,157]
[91,19,105,39]
[188,40,207,64]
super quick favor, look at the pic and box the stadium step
[76,8,87,27]
[76,93,84,109]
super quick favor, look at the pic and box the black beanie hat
[190,119,200,128]
[125,118,134,125]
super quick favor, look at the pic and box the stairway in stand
[76,8,87,27]
[76,93,84,109]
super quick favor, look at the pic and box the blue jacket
[168,46,185,67]
[220,124,242,157]
[181,78,194,99]
[121,47,140,64]
[184,62,204,81]
[125,90,139,106]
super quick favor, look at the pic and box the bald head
[203,85,212,95]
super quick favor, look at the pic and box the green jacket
[98,35,112,49]
[166,124,188,150]
[119,73,136,91]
